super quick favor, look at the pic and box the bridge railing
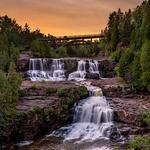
[39,34,104,41]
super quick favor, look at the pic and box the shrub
[111,48,122,62]
[57,47,68,57]
[32,107,43,114]
[57,88,65,97]
[128,136,150,150]
[140,110,150,127]
[46,88,57,96]
[79,86,88,98]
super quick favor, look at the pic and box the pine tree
[140,40,150,91]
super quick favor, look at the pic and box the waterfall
[88,60,101,77]
[68,60,86,81]
[68,60,100,81]
[27,59,101,81]
[27,58,65,81]
[49,82,116,142]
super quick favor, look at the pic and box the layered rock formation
[0,81,88,148]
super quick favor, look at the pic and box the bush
[31,40,56,58]
[32,107,43,114]
[111,48,122,62]
[57,47,68,57]
[128,136,150,150]
[79,86,88,98]
[57,88,65,97]
[140,110,150,127]
[46,88,57,96]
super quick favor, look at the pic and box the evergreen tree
[140,40,150,91]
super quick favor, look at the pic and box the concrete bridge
[40,33,104,48]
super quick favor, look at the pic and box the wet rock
[110,126,121,141]
[86,73,100,79]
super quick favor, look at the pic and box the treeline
[102,0,150,92]
[0,15,45,125]
[0,15,100,125]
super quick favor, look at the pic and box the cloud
[0,0,143,35]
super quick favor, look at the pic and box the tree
[140,40,150,91]
[132,53,142,89]
[0,71,15,125]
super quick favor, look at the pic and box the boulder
[86,73,100,79]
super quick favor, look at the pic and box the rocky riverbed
[5,78,149,149]
[1,54,150,149]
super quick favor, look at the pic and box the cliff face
[0,81,88,148]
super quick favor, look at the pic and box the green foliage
[140,110,150,127]
[103,1,150,92]
[111,48,122,62]
[79,86,88,98]
[0,68,21,126]
[32,107,43,114]
[57,88,65,97]
[46,88,57,96]
[31,40,56,58]
[128,135,150,150]
[140,40,150,91]
[9,42,20,62]
[31,83,37,90]
[131,53,143,89]
[8,62,22,101]
[118,48,134,77]
[66,44,100,58]
[57,47,68,57]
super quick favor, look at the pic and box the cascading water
[68,60,100,81]
[49,82,116,142]
[68,60,86,81]
[27,58,65,81]
[89,60,99,73]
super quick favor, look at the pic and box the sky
[0,0,143,36]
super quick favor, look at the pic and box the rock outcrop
[91,78,150,127]
[0,81,88,148]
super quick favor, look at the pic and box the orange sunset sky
[0,0,143,36]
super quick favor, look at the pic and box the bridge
[40,33,104,48]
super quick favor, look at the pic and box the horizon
[0,0,143,36]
